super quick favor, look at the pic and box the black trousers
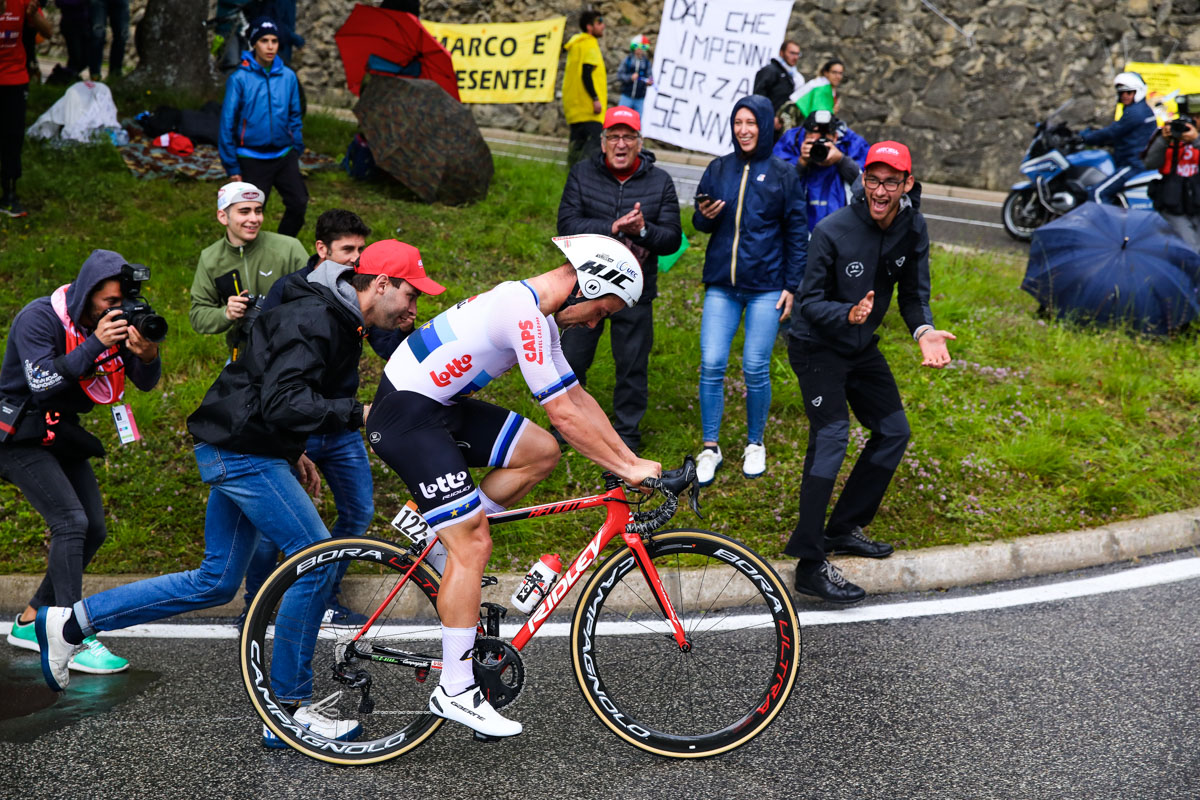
[62,17,91,75]
[567,121,602,168]
[238,149,309,237]
[560,300,653,451]
[0,84,27,194]
[782,338,911,563]
[0,445,107,610]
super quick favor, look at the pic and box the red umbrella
[335,4,460,100]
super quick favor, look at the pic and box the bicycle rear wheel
[240,537,445,765]
[570,529,800,758]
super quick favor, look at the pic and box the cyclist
[366,233,662,739]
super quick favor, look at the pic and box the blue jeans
[88,0,129,78]
[76,443,331,702]
[699,284,782,445]
[243,429,374,605]
[619,94,645,115]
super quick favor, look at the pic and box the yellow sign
[1123,61,1200,121]
[422,18,566,104]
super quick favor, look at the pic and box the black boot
[793,560,866,604]
[824,526,894,559]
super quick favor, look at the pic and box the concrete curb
[3,509,1197,619]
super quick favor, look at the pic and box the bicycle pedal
[472,731,504,743]
[480,575,498,588]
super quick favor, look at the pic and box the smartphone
[695,192,712,205]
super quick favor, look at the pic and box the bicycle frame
[350,482,691,654]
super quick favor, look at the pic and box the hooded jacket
[774,123,870,230]
[1079,98,1157,171]
[562,32,606,125]
[557,148,682,302]
[790,183,934,356]
[218,49,304,175]
[186,260,367,462]
[0,249,161,429]
[692,95,807,292]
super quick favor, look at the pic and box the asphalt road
[3,552,1196,800]
[486,136,1027,258]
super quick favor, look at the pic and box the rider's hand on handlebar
[624,458,662,493]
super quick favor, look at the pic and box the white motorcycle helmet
[1113,72,1148,103]
[552,233,643,308]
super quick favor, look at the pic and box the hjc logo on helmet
[577,259,636,289]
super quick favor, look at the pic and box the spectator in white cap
[218,16,309,237]
[189,180,308,360]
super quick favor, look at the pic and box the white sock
[439,625,477,695]
[478,489,506,516]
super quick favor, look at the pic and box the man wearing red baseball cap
[783,138,956,604]
[555,104,682,453]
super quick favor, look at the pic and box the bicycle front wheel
[240,537,445,765]
[570,529,800,758]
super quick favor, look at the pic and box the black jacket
[557,149,682,302]
[187,261,367,461]
[0,249,161,430]
[790,183,934,355]
[752,58,795,113]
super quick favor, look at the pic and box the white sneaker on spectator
[35,606,76,691]
[262,692,362,748]
[695,446,723,487]
[743,443,767,478]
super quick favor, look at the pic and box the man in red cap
[34,240,443,752]
[555,105,682,453]
[783,140,955,604]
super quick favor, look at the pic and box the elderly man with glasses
[555,106,682,453]
[783,140,955,604]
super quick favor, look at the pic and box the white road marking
[923,212,1007,229]
[5,559,1195,641]
[923,194,1004,208]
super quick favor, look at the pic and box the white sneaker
[695,447,723,487]
[263,692,362,748]
[429,684,522,738]
[35,606,77,692]
[743,443,766,478]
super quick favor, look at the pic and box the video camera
[102,264,168,342]
[806,110,839,164]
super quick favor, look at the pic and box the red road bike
[240,459,800,765]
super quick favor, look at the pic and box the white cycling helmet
[1114,72,1148,103]
[552,233,643,308]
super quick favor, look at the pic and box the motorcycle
[1002,101,1160,241]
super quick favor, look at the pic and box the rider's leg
[433,511,491,694]
[477,424,560,509]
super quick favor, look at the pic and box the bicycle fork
[621,531,691,652]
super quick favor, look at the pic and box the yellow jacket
[562,32,606,124]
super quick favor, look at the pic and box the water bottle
[511,554,562,614]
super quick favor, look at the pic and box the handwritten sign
[643,0,794,154]
[423,17,566,103]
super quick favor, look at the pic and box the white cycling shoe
[429,684,522,739]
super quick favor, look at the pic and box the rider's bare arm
[544,387,660,486]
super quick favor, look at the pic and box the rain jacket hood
[731,95,775,161]
[65,249,132,327]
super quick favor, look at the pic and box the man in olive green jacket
[189,181,308,358]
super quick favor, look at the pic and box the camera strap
[49,283,126,404]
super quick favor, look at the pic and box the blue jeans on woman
[88,0,129,79]
[75,442,331,702]
[242,429,375,606]
[699,284,782,445]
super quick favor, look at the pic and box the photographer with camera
[774,109,870,231]
[2,250,162,673]
[1143,95,1200,251]
[189,181,308,361]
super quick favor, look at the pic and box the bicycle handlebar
[626,456,702,534]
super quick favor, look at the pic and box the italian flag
[793,76,835,118]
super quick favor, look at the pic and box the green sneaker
[68,636,129,674]
[6,614,39,652]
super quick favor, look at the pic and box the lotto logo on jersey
[429,354,473,387]
[420,471,469,499]
[518,319,543,364]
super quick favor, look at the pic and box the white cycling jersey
[382,280,578,405]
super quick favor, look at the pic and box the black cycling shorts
[365,388,529,531]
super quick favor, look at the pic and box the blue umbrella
[1022,203,1200,335]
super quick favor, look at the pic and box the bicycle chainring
[471,637,524,710]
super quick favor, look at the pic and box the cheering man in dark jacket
[784,141,954,604]
[557,106,682,452]
[34,242,443,750]
[2,250,160,673]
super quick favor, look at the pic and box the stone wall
[38,0,1200,189]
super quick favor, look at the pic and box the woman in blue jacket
[692,94,807,485]
[218,17,308,237]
